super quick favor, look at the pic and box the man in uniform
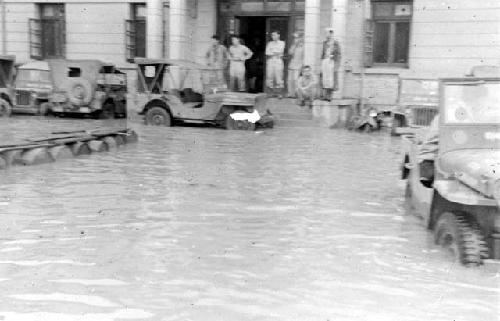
[265,31,285,98]
[320,28,341,101]
[287,32,304,98]
[228,35,253,92]
[205,35,228,87]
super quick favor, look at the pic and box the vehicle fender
[434,179,497,207]
[0,91,12,106]
[143,98,171,115]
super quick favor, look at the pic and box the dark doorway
[237,16,289,93]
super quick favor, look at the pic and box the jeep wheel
[145,106,172,126]
[225,115,255,131]
[99,102,116,119]
[0,98,12,117]
[434,212,488,266]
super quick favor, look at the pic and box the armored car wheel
[434,212,488,266]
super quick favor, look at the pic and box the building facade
[0,0,499,107]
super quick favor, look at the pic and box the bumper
[51,105,93,114]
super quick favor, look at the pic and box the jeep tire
[145,106,172,126]
[434,212,488,266]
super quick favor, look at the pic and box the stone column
[146,0,163,58]
[169,0,189,59]
[331,0,348,98]
[304,0,321,71]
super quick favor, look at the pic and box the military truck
[19,59,127,118]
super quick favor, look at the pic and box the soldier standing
[205,35,228,87]
[228,35,253,92]
[265,31,285,98]
[320,28,341,101]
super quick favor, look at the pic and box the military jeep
[43,59,127,118]
[402,66,500,266]
[135,58,273,130]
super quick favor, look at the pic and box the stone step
[275,118,318,128]
[273,111,313,121]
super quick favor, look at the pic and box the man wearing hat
[320,28,341,101]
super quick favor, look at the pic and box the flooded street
[0,116,498,321]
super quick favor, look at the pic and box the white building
[0,0,499,106]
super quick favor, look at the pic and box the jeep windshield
[16,69,52,89]
[443,82,500,124]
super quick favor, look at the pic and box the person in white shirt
[265,31,285,98]
[228,36,253,92]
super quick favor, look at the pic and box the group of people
[205,28,341,106]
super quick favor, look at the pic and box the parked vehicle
[0,55,15,117]
[134,58,274,130]
[402,66,500,266]
[22,59,127,118]
[13,60,52,115]
[391,78,439,136]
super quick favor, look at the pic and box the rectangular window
[126,3,146,62]
[368,1,412,67]
[30,3,65,59]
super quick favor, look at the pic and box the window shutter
[125,19,136,62]
[58,19,66,58]
[363,19,374,67]
[29,19,42,60]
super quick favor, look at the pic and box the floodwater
[0,116,498,321]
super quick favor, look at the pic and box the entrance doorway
[237,16,289,93]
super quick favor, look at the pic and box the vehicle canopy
[134,58,226,95]
[46,59,105,91]
[436,66,500,199]
[0,55,15,88]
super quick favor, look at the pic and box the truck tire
[145,106,172,126]
[66,78,93,106]
[225,115,255,130]
[434,212,488,266]
[0,98,12,117]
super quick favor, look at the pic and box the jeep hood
[439,149,500,198]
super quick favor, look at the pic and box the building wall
[0,0,146,66]
[342,0,500,105]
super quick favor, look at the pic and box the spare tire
[66,78,93,106]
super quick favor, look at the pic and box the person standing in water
[320,28,341,101]
[287,32,304,98]
[228,35,253,92]
[265,31,285,98]
[205,35,229,87]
